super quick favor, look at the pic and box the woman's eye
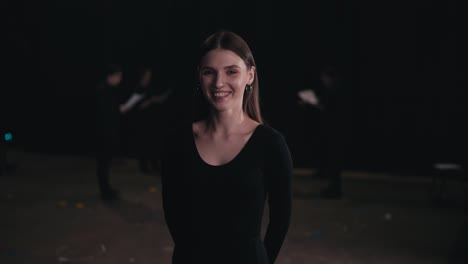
[227,70,237,75]
[202,70,213,75]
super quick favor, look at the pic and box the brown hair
[196,30,263,124]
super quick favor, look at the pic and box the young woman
[161,30,293,264]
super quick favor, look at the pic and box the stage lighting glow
[4,132,12,141]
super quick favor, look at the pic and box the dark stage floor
[1,149,467,264]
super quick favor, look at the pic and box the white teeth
[214,92,230,97]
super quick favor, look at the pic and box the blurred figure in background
[120,66,172,174]
[95,64,124,201]
[298,63,348,199]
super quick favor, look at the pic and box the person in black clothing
[161,30,293,264]
[120,66,172,174]
[298,64,348,199]
[95,64,124,201]
[120,66,154,173]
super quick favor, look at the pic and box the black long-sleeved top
[95,83,123,151]
[161,122,293,264]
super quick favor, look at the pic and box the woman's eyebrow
[200,65,241,70]
[224,65,241,69]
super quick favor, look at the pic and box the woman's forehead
[200,49,246,69]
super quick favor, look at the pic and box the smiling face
[199,49,255,113]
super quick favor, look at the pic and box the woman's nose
[215,74,225,88]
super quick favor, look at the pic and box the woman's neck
[205,109,246,135]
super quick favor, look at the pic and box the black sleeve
[160,132,186,245]
[263,131,293,263]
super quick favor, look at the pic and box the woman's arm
[160,136,180,243]
[160,132,188,246]
[263,131,293,263]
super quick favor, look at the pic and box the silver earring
[246,84,252,92]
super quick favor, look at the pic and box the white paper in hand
[298,89,319,106]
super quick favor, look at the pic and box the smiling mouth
[212,91,231,99]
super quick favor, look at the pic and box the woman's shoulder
[254,123,290,151]
[256,124,292,165]
[191,119,205,136]
[257,123,286,141]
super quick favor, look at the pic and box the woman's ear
[248,66,256,85]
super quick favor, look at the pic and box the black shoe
[100,189,121,201]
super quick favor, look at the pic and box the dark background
[3,0,466,174]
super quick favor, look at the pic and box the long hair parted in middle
[194,30,263,124]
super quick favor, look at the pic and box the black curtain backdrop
[4,0,466,174]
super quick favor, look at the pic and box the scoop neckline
[191,124,263,168]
